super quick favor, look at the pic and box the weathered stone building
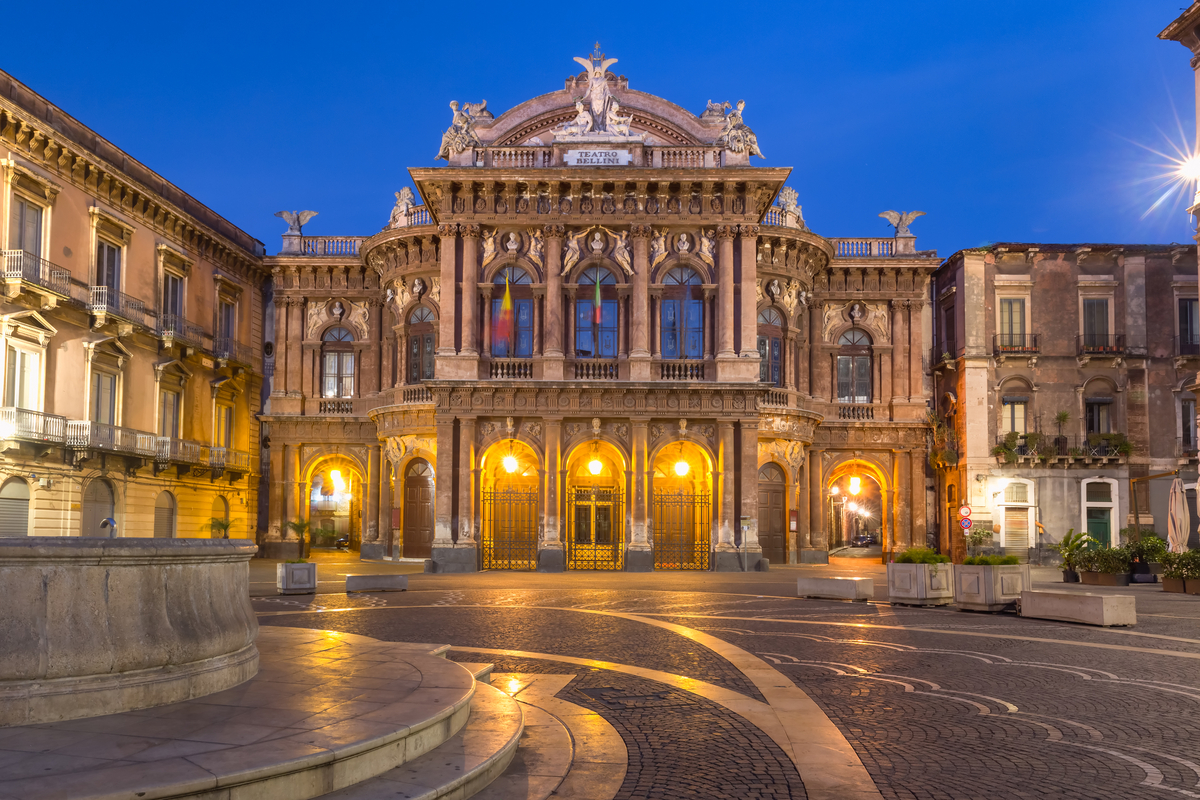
[0,70,268,540]
[261,51,938,570]
[931,244,1200,562]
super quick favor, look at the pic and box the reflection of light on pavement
[506,677,523,694]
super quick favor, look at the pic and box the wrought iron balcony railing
[155,436,203,465]
[64,420,156,457]
[1177,335,1200,357]
[89,286,154,329]
[213,337,255,367]
[2,250,70,296]
[1077,334,1125,356]
[995,433,1129,459]
[158,314,205,350]
[994,333,1040,355]
[0,407,65,443]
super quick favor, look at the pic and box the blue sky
[7,1,1197,256]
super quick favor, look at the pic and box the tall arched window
[837,329,872,403]
[408,306,436,384]
[211,496,230,538]
[153,491,176,539]
[82,479,115,537]
[661,266,703,360]
[0,478,29,537]
[491,267,534,358]
[322,327,355,398]
[758,308,784,386]
[576,266,618,359]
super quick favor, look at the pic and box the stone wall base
[713,551,745,572]
[359,543,386,561]
[537,548,565,573]
[431,545,478,573]
[261,541,302,561]
[625,548,654,572]
[801,550,830,564]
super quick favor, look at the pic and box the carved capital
[437,223,459,237]
[462,223,481,239]
[630,224,653,239]
[716,225,737,241]
[738,224,760,238]
[890,299,905,310]
[543,223,565,239]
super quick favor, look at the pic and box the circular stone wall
[0,537,260,726]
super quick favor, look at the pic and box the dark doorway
[403,459,434,558]
[758,464,787,564]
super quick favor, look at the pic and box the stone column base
[538,546,565,572]
[261,540,302,561]
[713,550,745,572]
[431,544,478,573]
[626,547,654,572]
[359,542,386,561]
[800,549,830,564]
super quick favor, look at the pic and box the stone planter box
[887,562,954,606]
[1186,579,1200,595]
[955,564,1025,612]
[1163,577,1186,593]
[277,562,318,594]
[0,538,259,726]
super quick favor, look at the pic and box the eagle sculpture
[879,210,925,237]
[275,210,318,234]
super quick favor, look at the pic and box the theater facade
[262,50,937,570]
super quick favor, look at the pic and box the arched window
[757,308,784,386]
[576,266,618,359]
[211,496,230,538]
[0,478,29,537]
[837,329,872,403]
[82,479,115,537]
[322,327,355,398]
[492,268,533,358]
[661,267,703,360]
[407,307,436,384]
[153,491,176,539]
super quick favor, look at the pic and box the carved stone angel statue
[481,228,498,269]
[698,230,715,267]
[436,101,483,160]
[387,188,415,229]
[650,229,668,270]
[716,100,764,158]
[526,228,544,270]
[574,50,619,131]
[599,227,632,275]
[275,210,317,234]
[555,100,594,137]
[879,210,926,237]
[561,227,591,275]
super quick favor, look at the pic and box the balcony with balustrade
[993,432,1131,464]
[213,337,257,369]
[154,436,205,475]
[158,313,206,352]
[0,407,65,448]
[88,286,154,330]
[64,420,156,465]
[1076,334,1125,361]
[208,446,253,480]
[2,250,70,305]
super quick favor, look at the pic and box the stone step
[456,663,496,684]
[0,628,478,800]
[316,681,524,800]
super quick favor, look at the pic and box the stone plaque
[565,149,632,166]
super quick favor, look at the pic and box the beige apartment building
[0,70,268,540]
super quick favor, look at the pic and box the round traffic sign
[959,518,973,529]
[958,505,972,517]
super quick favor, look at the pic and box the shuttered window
[97,240,121,293]
[153,492,175,539]
[0,479,29,537]
[10,198,42,258]
[81,480,115,537]
[91,372,116,425]
[5,345,40,410]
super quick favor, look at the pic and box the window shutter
[837,356,851,401]
[0,498,28,537]
[153,507,174,538]
[854,356,871,403]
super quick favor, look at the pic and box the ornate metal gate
[481,487,539,570]
[567,487,624,570]
[652,490,711,570]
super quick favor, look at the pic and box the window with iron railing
[11,197,43,258]
[4,344,40,411]
[97,239,121,294]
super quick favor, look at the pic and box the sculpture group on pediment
[715,100,764,158]
[436,101,486,160]
[387,188,415,230]
[822,300,890,344]
[562,227,591,275]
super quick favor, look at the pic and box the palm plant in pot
[1051,528,1087,583]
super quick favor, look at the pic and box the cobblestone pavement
[256,576,1200,800]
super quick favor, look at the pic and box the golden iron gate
[652,490,711,570]
[567,487,624,570]
[481,487,539,570]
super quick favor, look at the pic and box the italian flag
[593,275,602,324]
[494,272,514,351]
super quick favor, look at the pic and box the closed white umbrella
[1167,477,1189,554]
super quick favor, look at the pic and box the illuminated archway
[824,458,889,552]
[479,439,541,569]
[306,456,365,552]
[650,440,714,569]
[563,439,628,569]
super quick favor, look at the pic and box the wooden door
[758,465,787,565]
[403,460,434,558]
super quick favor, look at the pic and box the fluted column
[460,224,480,356]
[437,224,458,356]
[891,299,905,402]
[738,225,759,356]
[629,225,652,379]
[716,226,737,358]
[908,300,924,400]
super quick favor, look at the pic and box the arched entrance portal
[308,457,364,550]
[565,440,626,570]
[825,460,886,551]
[651,440,713,570]
[758,464,787,564]
[402,459,434,559]
[480,439,540,570]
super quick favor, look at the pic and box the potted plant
[1092,544,1133,587]
[1076,547,1100,584]
[955,554,1023,612]
[206,516,233,539]
[1051,528,1088,582]
[285,518,312,559]
[1126,533,1167,583]
[1183,551,1200,595]
[1161,552,1186,593]
[888,547,954,606]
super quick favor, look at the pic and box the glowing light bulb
[849,476,861,495]
[330,470,346,492]
[588,459,603,475]
[829,486,840,496]
[847,502,858,512]
[502,455,519,473]
[674,460,690,476]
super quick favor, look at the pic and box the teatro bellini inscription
[564,149,633,166]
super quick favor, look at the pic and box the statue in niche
[589,231,606,254]
[481,228,498,269]
[436,101,484,160]
[599,227,632,275]
[650,229,668,270]
[506,232,521,252]
[573,46,619,131]
[526,228,544,270]
[332,301,345,319]
[677,233,691,254]
[768,279,782,300]
[716,100,764,158]
[387,188,415,229]
[555,100,594,137]
[698,230,715,267]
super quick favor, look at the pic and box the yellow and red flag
[494,271,514,352]
[593,274,602,324]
